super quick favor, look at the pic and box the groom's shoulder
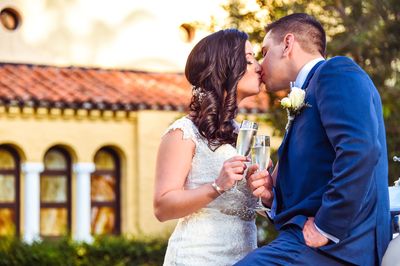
[323,56,358,69]
[318,56,365,76]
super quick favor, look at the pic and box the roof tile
[0,63,268,112]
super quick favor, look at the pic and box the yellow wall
[0,107,279,237]
[0,107,139,236]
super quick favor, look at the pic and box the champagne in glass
[232,120,258,191]
[236,129,257,156]
[251,135,271,211]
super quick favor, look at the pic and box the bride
[154,29,263,266]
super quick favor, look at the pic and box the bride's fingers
[228,161,247,168]
[231,166,245,174]
[226,155,248,162]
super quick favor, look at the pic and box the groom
[236,13,391,265]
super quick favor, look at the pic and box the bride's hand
[215,156,248,191]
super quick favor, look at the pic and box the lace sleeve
[162,117,199,146]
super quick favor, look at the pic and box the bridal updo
[185,29,248,150]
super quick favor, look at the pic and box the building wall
[136,110,182,234]
[0,106,279,238]
[0,107,181,237]
[0,0,227,72]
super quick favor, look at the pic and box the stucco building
[0,0,272,242]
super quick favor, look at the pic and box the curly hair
[185,29,248,150]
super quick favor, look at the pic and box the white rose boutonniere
[281,83,311,131]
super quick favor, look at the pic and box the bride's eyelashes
[247,60,254,65]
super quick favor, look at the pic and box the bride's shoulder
[162,116,200,145]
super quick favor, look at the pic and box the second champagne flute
[233,120,258,191]
[251,135,271,211]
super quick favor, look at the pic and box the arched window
[0,146,20,236]
[40,148,71,237]
[91,148,120,235]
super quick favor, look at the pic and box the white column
[73,162,95,242]
[22,162,44,243]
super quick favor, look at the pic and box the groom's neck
[293,52,323,78]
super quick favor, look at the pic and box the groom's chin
[265,85,279,93]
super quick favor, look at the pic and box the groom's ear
[282,33,295,57]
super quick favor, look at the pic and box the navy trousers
[234,226,351,266]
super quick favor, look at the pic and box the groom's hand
[246,165,273,207]
[303,217,329,248]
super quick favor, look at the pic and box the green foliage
[0,236,168,266]
[222,0,400,183]
[256,215,278,246]
[219,0,400,245]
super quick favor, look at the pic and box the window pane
[91,206,115,235]
[40,176,67,203]
[0,175,15,202]
[91,175,115,201]
[0,208,15,235]
[0,149,15,168]
[44,150,67,170]
[94,150,115,170]
[40,208,67,236]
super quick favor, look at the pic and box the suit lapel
[277,60,325,158]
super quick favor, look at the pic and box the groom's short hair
[265,13,326,57]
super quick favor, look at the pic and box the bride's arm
[154,129,246,222]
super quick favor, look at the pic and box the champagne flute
[232,120,258,190]
[251,135,271,211]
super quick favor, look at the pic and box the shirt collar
[295,57,325,88]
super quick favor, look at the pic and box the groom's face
[260,32,292,92]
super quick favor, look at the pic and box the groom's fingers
[303,217,329,248]
[253,185,273,199]
[248,170,266,190]
[253,186,265,197]
[249,177,266,190]
[246,164,259,177]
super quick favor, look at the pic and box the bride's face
[236,41,262,103]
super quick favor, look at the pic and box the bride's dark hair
[185,29,248,150]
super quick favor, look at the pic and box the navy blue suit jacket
[275,56,391,265]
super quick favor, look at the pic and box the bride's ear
[282,33,295,57]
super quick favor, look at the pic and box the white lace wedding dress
[163,117,257,266]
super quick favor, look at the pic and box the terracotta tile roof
[0,63,268,113]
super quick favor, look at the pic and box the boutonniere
[281,82,311,132]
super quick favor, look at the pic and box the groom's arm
[313,57,381,241]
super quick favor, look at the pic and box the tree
[222,0,400,184]
[216,0,400,245]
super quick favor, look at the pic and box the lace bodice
[163,116,257,220]
[162,117,257,266]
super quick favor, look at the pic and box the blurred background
[0,0,399,265]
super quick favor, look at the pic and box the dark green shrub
[0,235,168,266]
